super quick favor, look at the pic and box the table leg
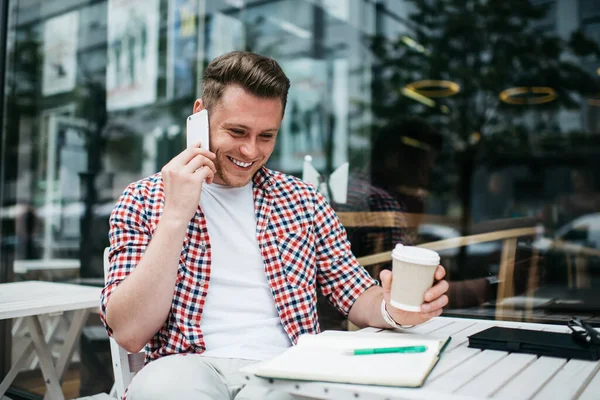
[29,312,66,370]
[53,309,90,382]
[25,316,65,400]
[41,309,90,400]
[0,310,92,400]
[11,317,24,336]
[0,341,35,397]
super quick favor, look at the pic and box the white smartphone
[186,109,210,151]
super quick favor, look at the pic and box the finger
[183,154,217,175]
[171,147,216,166]
[424,279,449,302]
[434,265,446,280]
[379,269,392,299]
[194,164,215,184]
[190,144,216,160]
[421,294,448,313]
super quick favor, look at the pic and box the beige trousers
[127,354,302,400]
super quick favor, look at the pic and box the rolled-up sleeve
[313,191,377,316]
[100,183,151,335]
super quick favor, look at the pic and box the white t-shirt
[199,182,291,361]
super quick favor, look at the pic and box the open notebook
[247,330,451,388]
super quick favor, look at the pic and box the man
[101,51,449,400]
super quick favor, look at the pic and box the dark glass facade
[1,0,599,396]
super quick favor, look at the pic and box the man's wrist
[380,299,415,329]
[161,209,193,230]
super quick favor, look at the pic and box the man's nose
[239,140,258,159]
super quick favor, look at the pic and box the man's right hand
[106,145,216,352]
[161,145,216,224]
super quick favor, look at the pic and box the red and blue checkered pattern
[100,167,376,364]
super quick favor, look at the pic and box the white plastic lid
[391,244,440,266]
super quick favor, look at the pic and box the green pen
[353,345,428,355]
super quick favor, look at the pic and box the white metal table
[244,317,600,399]
[0,281,101,400]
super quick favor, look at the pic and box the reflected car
[554,213,600,249]
[533,213,600,285]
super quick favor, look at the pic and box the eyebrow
[223,123,279,134]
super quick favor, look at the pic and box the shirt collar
[253,167,275,191]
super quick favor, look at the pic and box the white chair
[103,247,145,398]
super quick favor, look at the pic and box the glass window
[580,0,600,20]
[1,0,600,396]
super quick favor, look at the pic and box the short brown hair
[201,51,290,115]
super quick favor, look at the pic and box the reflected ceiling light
[266,16,311,39]
[224,0,244,8]
[597,67,600,75]
[401,87,436,107]
[499,87,557,105]
[400,36,431,55]
[401,136,432,151]
[405,80,460,98]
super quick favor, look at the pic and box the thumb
[379,269,393,302]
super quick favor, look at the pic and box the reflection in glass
[2,0,600,394]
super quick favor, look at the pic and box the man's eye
[260,134,274,140]
[230,129,244,135]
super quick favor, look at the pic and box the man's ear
[193,98,204,114]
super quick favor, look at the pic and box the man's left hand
[380,266,449,327]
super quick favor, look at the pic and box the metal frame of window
[0,0,11,382]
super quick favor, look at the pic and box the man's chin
[216,171,254,187]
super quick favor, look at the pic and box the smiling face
[194,85,283,187]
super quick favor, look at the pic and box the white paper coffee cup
[389,244,440,312]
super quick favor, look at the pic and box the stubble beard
[214,153,262,188]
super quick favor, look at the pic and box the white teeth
[229,157,252,168]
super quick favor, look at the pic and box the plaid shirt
[100,167,376,363]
